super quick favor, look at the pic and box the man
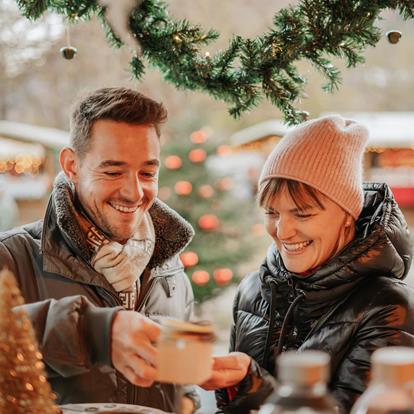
[0,87,197,412]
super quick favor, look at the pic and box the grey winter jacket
[216,183,414,413]
[0,173,195,412]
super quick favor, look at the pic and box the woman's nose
[276,217,296,240]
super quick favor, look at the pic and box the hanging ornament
[158,186,172,201]
[191,270,210,286]
[188,148,207,164]
[60,26,77,60]
[213,268,233,286]
[299,111,310,122]
[60,46,77,59]
[164,155,183,170]
[198,214,220,231]
[190,130,208,144]
[198,184,215,199]
[174,181,192,196]
[99,0,143,54]
[386,30,402,44]
[216,145,232,156]
[180,251,199,268]
[216,176,233,191]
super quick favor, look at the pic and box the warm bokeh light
[190,130,208,144]
[213,268,233,285]
[180,251,199,268]
[164,155,183,169]
[0,155,44,175]
[198,184,215,198]
[198,214,220,231]
[250,223,266,236]
[174,181,193,196]
[216,145,232,156]
[188,148,207,163]
[216,176,233,191]
[191,270,210,285]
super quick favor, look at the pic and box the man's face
[72,120,160,243]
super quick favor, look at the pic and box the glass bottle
[350,347,414,414]
[258,350,337,414]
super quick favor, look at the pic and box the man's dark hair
[70,87,167,157]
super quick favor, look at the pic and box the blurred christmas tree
[0,269,60,414]
[159,124,258,304]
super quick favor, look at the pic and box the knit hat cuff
[259,173,363,219]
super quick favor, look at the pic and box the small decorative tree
[0,269,60,414]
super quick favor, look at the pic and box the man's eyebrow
[144,159,160,167]
[98,160,126,168]
[97,159,160,168]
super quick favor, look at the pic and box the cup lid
[161,319,214,334]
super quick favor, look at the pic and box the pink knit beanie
[258,115,369,219]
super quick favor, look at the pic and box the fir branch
[16,0,48,19]
[14,0,414,124]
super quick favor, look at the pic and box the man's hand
[112,311,160,387]
[200,352,251,390]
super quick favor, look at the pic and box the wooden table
[60,403,170,413]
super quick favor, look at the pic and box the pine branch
[15,0,414,124]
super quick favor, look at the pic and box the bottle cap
[372,347,414,385]
[277,350,330,386]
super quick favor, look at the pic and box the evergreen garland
[16,0,414,124]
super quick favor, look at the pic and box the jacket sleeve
[330,281,414,413]
[215,287,276,414]
[15,296,122,378]
[0,238,122,378]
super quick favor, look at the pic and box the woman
[201,115,414,413]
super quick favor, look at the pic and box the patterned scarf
[73,203,155,310]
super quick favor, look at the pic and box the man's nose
[120,174,144,202]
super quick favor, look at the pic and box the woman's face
[264,185,350,274]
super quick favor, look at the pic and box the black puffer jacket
[217,183,414,413]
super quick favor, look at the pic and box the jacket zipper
[96,286,122,307]
[264,277,301,364]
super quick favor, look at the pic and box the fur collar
[52,172,194,268]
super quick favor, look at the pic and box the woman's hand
[200,352,251,390]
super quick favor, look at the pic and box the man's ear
[60,147,79,183]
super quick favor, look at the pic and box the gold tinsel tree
[0,269,60,414]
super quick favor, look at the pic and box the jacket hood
[260,182,412,310]
[45,172,194,269]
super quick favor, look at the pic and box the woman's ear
[60,147,78,183]
[344,214,354,228]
